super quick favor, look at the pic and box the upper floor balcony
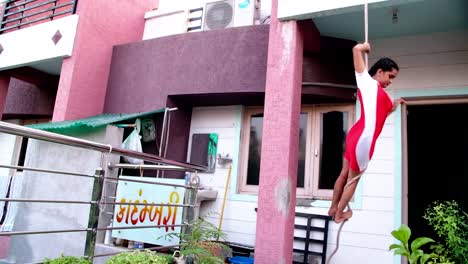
[0,0,79,74]
[0,0,77,34]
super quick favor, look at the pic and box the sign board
[112,176,186,246]
[278,0,393,20]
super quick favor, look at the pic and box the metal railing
[0,0,78,34]
[0,121,206,262]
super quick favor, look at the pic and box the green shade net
[28,108,165,134]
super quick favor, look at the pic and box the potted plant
[164,217,232,264]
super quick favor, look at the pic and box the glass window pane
[246,113,263,185]
[318,111,348,189]
[297,113,307,188]
[246,112,307,187]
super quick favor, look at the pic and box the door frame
[401,96,468,225]
[393,88,468,264]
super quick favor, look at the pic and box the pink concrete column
[53,0,156,121]
[254,0,304,263]
[0,74,10,120]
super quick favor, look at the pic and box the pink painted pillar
[0,74,10,120]
[53,0,157,121]
[254,0,304,263]
[0,74,10,255]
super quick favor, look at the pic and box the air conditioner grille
[204,1,234,30]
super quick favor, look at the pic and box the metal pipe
[103,175,198,189]
[162,110,173,178]
[108,163,191,172]
[5,0,38,10]
[71,0,77,14]
[99,224,189,231]
[0,228,87,236]
[0,165,195,189]
[1,7,72,31]
[4,0,72,18]
[0,224,189,236]
[0,164,95,179]
[157,108,169,178]
[0,198,195,207]
[101,201,194,207]
[0,198,93,205]
[0,121,206,172]
[302,82,357,89]
[159,108,168,158]
[84,169,103,261]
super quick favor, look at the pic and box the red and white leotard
[344,71,393,173]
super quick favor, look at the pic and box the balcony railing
[0,121,206,262]
[0,0,78,34]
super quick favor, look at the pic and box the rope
[327,4,369,263]
[364,3,369,68]
[326,174,362,263]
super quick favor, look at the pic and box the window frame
[310,104,355,199]
[238,107,264,195]
[238,104,355,199]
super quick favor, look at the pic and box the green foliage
[105,250,173,264]
[424,200,468,264]
[389,224,437,264]
[428,244,455,264]
[43,255,91,264]
[164,217,231,264]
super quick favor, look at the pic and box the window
[238,105,354,199]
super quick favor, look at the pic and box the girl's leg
[334,169,362,223]
[328,159,349,218]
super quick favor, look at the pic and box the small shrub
[163,217,231,263]
[424,200,468,263]
[105,250,173,264]
[43,255,91,264]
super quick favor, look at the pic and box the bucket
[229,256,254,264]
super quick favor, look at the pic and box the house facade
[0,0,467,263]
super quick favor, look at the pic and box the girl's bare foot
[334,209,353,223]
[328,206,338,218]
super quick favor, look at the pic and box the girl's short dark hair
[369,58,399,76]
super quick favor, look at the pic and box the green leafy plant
[389,224,437,264]
[43,255,91,264]
[428,244,455,264]
[105,250,173,264]
[424,200,468,264]
[164,217,231,264]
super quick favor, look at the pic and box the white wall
[189,105,396,263]
[0,120,21,228]
[2,126,122,264]
[371,30,468,91]
[0,15,78,71]
[188,106,257,245]
[143,10,190,40]
[143,0,271,40]
[189,30,468,264]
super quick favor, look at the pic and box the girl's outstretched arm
[353,42,370,73]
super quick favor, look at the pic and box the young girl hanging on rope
[327,42,405,223]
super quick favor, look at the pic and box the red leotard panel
[344,71,393,173]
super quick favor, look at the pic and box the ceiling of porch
[312,0,468,41]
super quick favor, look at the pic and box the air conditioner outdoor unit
[202,0,255,31]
